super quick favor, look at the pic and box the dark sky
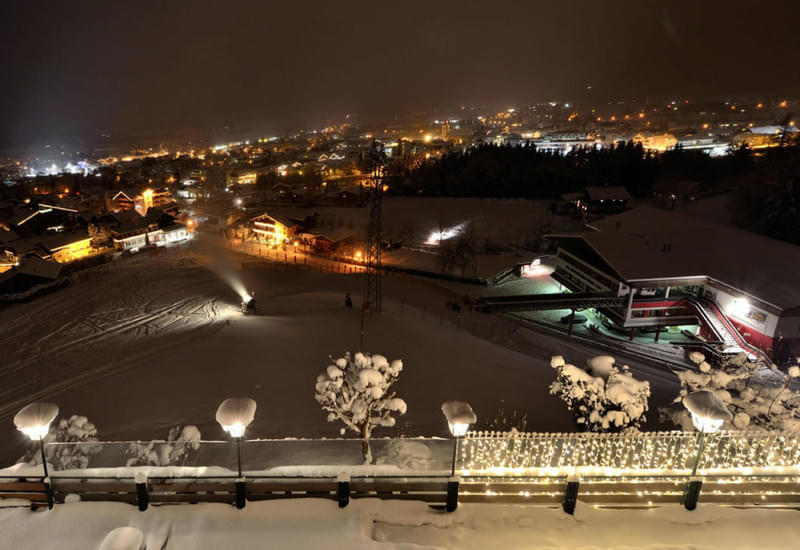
[2,0,800,151]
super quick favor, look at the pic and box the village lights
[441,401,476,476]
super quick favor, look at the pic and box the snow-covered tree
[19,415,101,470]
[125,425,202,467]
[661,351,800,431]
[315,352,407,463]
[549,355,651,432]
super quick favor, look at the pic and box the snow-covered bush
[315,352,407,463]
[549,355,651,432]
[19,415,101,470]
[125,425,202,467]
[661,352,800,431]
[375,440,434,470]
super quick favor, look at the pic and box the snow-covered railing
[461,431,800,475]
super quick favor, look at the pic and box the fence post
[446,476,460,512]
[562,474,580,515]
[235,477,246,509]
[337,472,350,508]
[135,471,148,511]
[44,477,54,510]
[683,477,702,511]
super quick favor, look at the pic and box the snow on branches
[662,351,800,432]
[20,415,101,470]
[125,425,202,467]
[549,355,650,432]
[315,352,407,463]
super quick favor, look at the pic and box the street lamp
[216,398,256,510]
[682,390,731,511]
[441,401,476,477]
[216,398,257,478]
[14,402,58,509]
[14,402,59,479]
[684,390,731,471]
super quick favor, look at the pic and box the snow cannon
[241,291,256,314]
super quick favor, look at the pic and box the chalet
[112,209,190,251]
[0,256,62,295]
[110,188,174,215]
[559,186,632,215]
[248,213,295,245]
[0,231,93,264]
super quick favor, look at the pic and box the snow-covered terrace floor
[1,499,798,549]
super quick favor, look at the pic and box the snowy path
[1,499,798,549]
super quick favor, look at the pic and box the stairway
[688,298,761,361]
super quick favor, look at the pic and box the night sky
[2,0,800,151]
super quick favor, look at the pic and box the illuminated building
[111,188,173,215]
[248,213,292,245]
[548,207,800,361]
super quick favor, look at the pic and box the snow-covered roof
[16,257,62,279]
[562,207,800,311]
[41,231,91,251]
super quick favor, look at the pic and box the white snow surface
[0,247,681,467]
[0,499,798,549]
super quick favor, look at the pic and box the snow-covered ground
[0,245,681,468]
[1,499,798,550]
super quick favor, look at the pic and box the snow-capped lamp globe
[683,390,731,434]
[683,390,731,476]
[441,401,477,477]
[216,398,257,479]
[14,402,59,479]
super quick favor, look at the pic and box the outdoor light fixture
[216,398,257,476]
[14,402,59,509]
[14,402,58,478]
[240,291,256,315]
[727,297,750,318]
[683,390,731,476]
[217,398,256,510]
[441,401,476,476]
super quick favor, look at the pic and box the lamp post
[440,401,476,513]
[441,401,476,477]
[14,402,59,509]
[682,390,731,510]
[216,398,257,509]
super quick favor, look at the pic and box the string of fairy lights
[460,431,800,474]
[455,431,800,503]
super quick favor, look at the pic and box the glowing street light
[216,398,257,476]
[14,402,58,509]
[14,402,58,478]
[441,401,476,476]
[683,391,731,475]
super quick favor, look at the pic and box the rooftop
[567,207,800,311]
